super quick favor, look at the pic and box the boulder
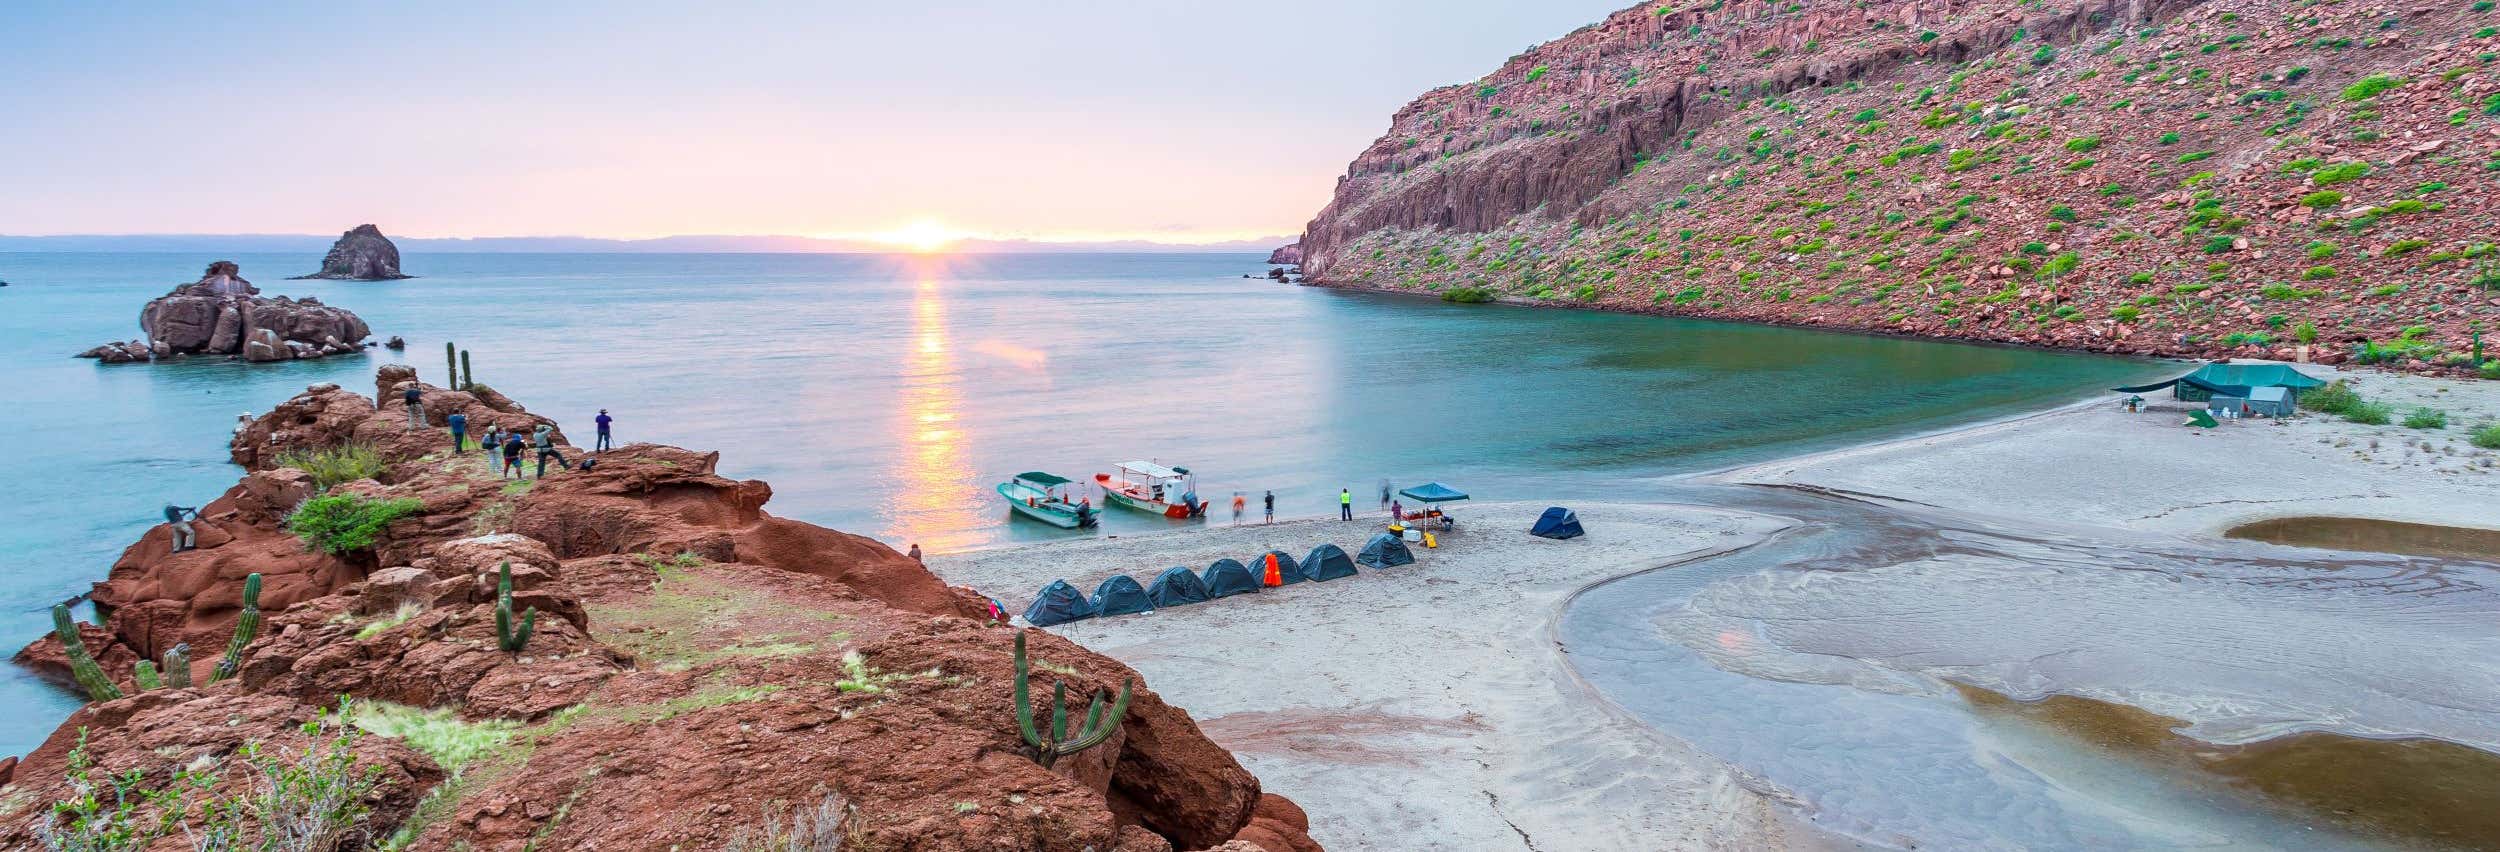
[294,224,413,280]
[75,261,373,364]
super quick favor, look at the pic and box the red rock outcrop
[77,261,374,363]
[1299,0,2500,371]
[2,367,1319,852]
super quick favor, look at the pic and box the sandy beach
[1716,363,2500,536]
[930,503,1830,851]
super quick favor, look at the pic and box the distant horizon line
[0,231,1301,254]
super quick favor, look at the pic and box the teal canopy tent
[2114,363,2324,405]
[1397,482,1470,503]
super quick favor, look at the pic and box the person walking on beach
[594,409,614,451]
[403,385,425,430]
[1263,490,1275,523]
[1231,492,1246,525]
[447,412,468,453]
[532,425,568,478]
[163,503,199,552]
[500,433,526,479]
[1340,488,1353,521]
[1379,480,1391,511]
[1390,498,1404,522]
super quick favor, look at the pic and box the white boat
[996,472,1097,529]
[1093,460,1205,519]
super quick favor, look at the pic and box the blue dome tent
[1022,579,1096,626]
[1356,532,1415,569]
[1303,543,1358,581]
[1089,575,1154,617]
[1254,550,1308,586]
[1200,559,1262,599]
[1145,566,1211,607]
[1530,507,1585,540]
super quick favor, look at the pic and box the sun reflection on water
[881,271,989,553]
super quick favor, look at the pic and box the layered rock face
[294,224,413,280]
[1266,243,1304,266]
[2,367,1317,852]
[1298,0,2500,369]
[76,261,373,363]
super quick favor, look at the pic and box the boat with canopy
[995,471,1097,529]
[1094,460,1205,519]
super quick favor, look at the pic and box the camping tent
[1254,550,1306,586]
[1145,566,1210,607]
[1022,579,1096,626]
[1089,575,1154,617]
[1201,559,1261,599]
[2246,386,2295,417]
[1397,482,1470,504]
[1356,532,1415,569]
[1303,543,1357,581]
[1531,507,1585,540]
[2114,362,2325,405]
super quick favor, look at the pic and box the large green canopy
[2114,363,2325,397]
[1014,471,1074,487]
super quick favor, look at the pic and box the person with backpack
[403,385,425,429]
[594,409,614,451]
[532,425,568,478]
[500,433,526,479]
[447,412,468,453]
[163,503,199,552]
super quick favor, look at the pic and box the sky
[0,1,1630,244]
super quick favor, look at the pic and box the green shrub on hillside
[1441,286,1496,303]
[2300,190,2344,209]
[2341,74,2406,101]
[2065,136,2102,153]
[286,494,423,554]
[2302,380,2362,414]
[2474,423,2500,449]
[2312,161,2371,185]
[2404,408,2449,429]
[274,444,386,490]
[2344,401,2395,425]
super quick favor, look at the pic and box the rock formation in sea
[1293,0,2500,372]
[1,366,1319,851]
[76,261,373,363]
[294,224,413,280]
[1266,243,1303,267]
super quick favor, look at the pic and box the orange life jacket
[1263,553,1282,587]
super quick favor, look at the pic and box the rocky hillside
[1,367,1315,852]
[1297,0,2500,370]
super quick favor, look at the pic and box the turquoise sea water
[0,250,2157,757]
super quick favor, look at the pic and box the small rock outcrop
[293,224,412,280]
[76,261,373,364]
[1266,243,1303,266]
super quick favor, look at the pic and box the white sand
[1716,363,2500,536]
[928,503,1827,851]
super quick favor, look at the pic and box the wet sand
[927,503,1835,851]
[1715,363,2500,537]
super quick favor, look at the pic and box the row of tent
[1023,533,1415,626]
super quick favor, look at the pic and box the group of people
[1226,490,1280,525]
[428,392,616,481]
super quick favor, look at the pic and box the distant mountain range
[0,233,1295,254]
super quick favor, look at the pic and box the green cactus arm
[1050,680,1070,744]
[212,573,263,683]
[510,608,537,652]
[162,644,192,688]
[461,350,474,389]
[1054,680,1133,755]
[134,660,162,691]
[446,342,459,387]
[1013,632,1044,749]
[52,605,124,702]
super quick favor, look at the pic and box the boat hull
[996,482,1093,529]
[1097,478,1194,518]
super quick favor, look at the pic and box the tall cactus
[445,341,459,388]
[460,349,474,391]
[50,605,122,702]
[495,561,536,653]
[133,660,162,691]
[161,644,192,688]
[211,573,262,683]
[1012,630,1131,769]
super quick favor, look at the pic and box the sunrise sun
[873,220,962,253]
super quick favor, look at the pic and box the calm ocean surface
[0,250,2156,755]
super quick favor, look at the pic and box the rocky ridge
[295,224,414,280]
[76,261,374,363]
[1,367,1316,852]
[1298,0,2500,372]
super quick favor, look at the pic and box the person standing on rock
[403,385,424,430]
[1264,490,1275,524]
[163,503,199,552]
[594,409,614,451]
[447,412,468,453]
[532,425,568,478]
[500,432,526,479]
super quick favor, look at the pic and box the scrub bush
[1441,286,1497,303]
[2344,401,2395,425]
[286,494,423,554]
[2301,380,2362,414]
[2404,408,2449,429]
[2474,423,2500,449]
[274,443,385,490]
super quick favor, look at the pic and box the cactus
[211,573,262,683]
[460,349,474,391]
[495,561,536,653]
[161,644,192,688]
[1011,630,1131,769]
[133,660,162,691]
[50,605,123,702]
[446,341,459,389]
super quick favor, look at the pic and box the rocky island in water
[294,224,414,281]
[76,261,373,363]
